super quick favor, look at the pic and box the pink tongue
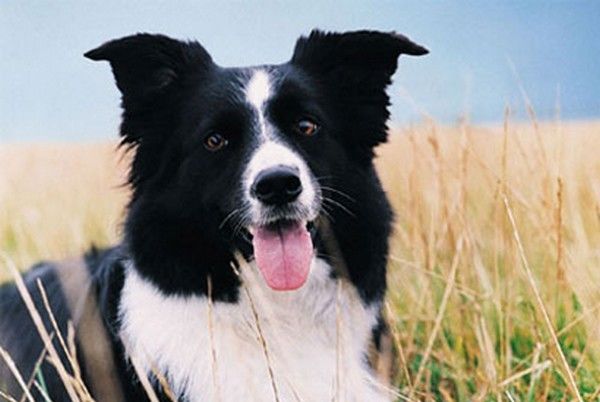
[252,222,313,291]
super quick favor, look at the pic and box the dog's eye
[203,133,228,151]
[294,118,319,137]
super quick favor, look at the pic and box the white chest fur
[119,258,391,402]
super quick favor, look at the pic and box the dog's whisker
[232,216,250,240]
[219,209,242,230]
[319,186,356,203]
[322,197,356,218]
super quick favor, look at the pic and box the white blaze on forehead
[244,69,272,140]
[245,69,271,111]
[246,141,299,176]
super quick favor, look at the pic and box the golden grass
[1,119,600,400]
[377,120,600,400]
[0,143,128,270]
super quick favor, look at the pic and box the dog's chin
[248,217,316,291]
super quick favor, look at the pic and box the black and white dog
[0,30,427,401]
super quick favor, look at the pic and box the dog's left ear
[291,30,428,160]
[85,34,216,189]
[84,33,214,100]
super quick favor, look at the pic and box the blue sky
[1,1,599,141]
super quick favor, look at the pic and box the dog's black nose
[251,166,302,205]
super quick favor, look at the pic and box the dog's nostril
[251,166,303,205]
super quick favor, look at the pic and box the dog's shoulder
[0,246,144,402]
[84,245,128,329]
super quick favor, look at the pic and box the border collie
[0,30,427,401]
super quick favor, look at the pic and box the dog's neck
[118,257,391,402]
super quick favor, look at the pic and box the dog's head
[85,30,427,296]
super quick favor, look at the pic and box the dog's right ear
[291,30,428,162]
[84,33,213,99]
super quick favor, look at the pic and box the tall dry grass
[1,119,600,400]
[0,143,128,270]
[377,119,600,400]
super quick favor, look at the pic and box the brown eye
[203,133,228,151]
[295,118,319,137]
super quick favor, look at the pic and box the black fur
[0,30,427,400]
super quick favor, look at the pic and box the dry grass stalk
[407,235,463,399]
[206,276,222,402]
[231,256,281,402]
[474,310,497,390]
[555,177,564,283]
[383,301,412,389]
[0,389,19,402]
[19,340,51,402]
[148,365,178,402]
[242,283,281,402]
[502,195,583,402]
[526,343,543,397]
[122,344,160,402]
[31,381,52,402]
[497,359,551,389]
[0,347,34,402]
[1,253,80,402]
[36,279,90,399]
[590,386,600,401]
[333,279,342,402]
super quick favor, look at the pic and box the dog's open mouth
[250,220,314,291]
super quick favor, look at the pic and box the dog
[0,30,427,401]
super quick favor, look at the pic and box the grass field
[1,119,600,401]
